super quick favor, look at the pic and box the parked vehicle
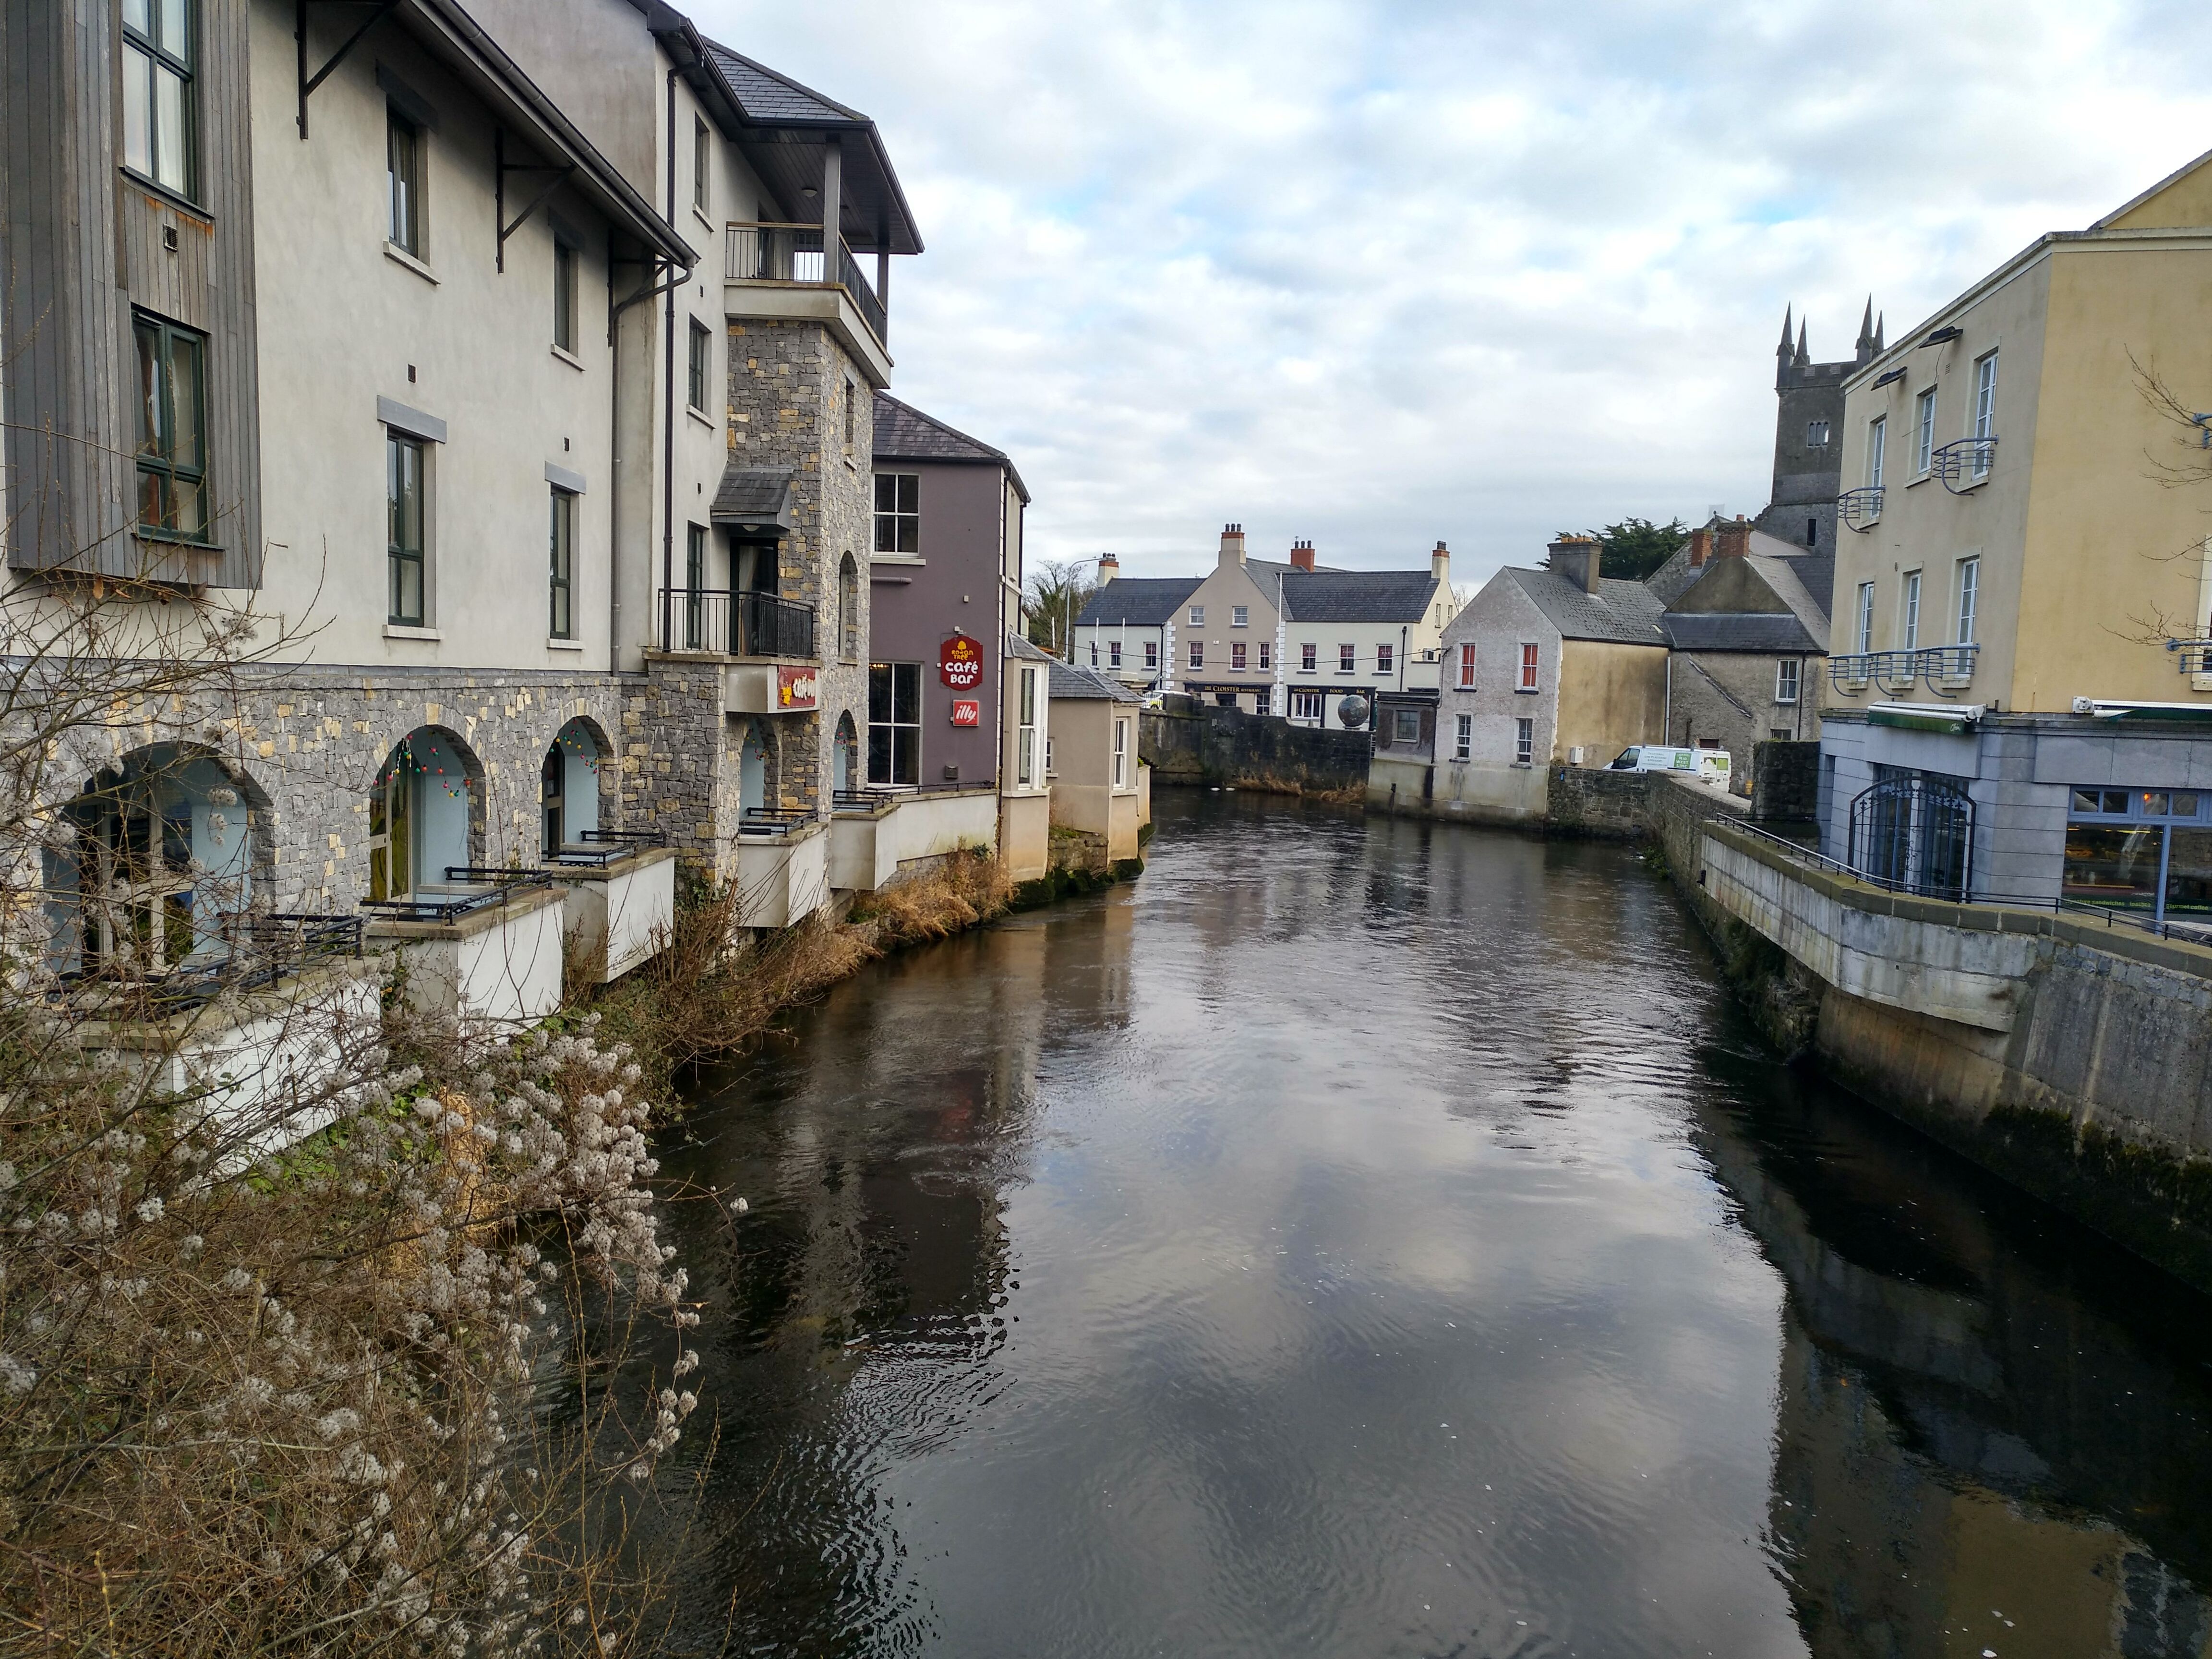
[1609,745,1731,784]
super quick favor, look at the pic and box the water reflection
[649,790,2212,1658]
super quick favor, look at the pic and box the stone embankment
[1140,702,1369,800]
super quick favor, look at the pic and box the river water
[650,790,2212,1658]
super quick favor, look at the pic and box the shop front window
[2064,788,2210,925]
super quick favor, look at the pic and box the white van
[1609,745,1731,785]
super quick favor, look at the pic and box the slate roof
[704,43,866,125]
[1645,528,1810,607]
[1659,612,1823,653]
[1006,630,1057,662]
[1074,577,1203,628]
[1049,660,1142,702]
[1279,569,1439,624]
[708,465,794,529]
[1505,568,1668,645]
[872,394,1031,502]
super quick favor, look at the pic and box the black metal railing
[1827,644,1979,686]
[360,867,553,925]
[53,911,364,1016]
[543,827,671,868]
[656,587,817,659]
[1932,436,1996,491]
[737,807,813,837]
[1837,486,1883,531]
[1848,774,1974,901]
[724,222,889,346]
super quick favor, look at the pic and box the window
[386,432,425,625]
[1973,351,1998,449]
[1231,642,1247,671]
[1189,605,1204,626]
[1017,667,1037,786]
[867,661,922,785]
[1188,641,1204,669]
[1775,659,1799,704]
[693,117,709,213]
[1258,642,1271,670]
[1515,718,1534,765]
[1914,387,1937,474]
[1392,708,1420,745]
[2065,787,2212,925]
[553,239,578,353]
[1518,642,1539,692]
[1902,570,1922,649]
[687,321,710,411]
[1956,557,1979,646]
[843,377,856,450]
[1459,642,1477,688]
[1377,643,1394,675]
[1867,415,1886,490]
[132,313,207,541]
[874,473,918,553]
[1109,640,1122,668]
[1804,517,1817,547]
[1232,604,1249,627]
[1771,728,1794,742]
[1045,734,1057,776]
[1807,419,1830,447]
[1089,642,1098,667]
[1113,718,1129,787]
[1454,713,1472,761]
[1143,640,1157,669]
[1291,689,1324,722]
[548,487,575,640]
[122,0,194,197]
[1301,642,1317,673]
[1856,582,1875,654]
[682,523,705,649]
[1338,643,1354,673]
[387,109,422,255]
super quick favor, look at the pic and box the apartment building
[1070,558,1201,695]
[0,0,923,1009]
[1169,525,1310,713]
[1281,542,1454,732]
[1817,151,2212,920]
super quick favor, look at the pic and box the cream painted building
[1046,659,1143,864]
[1815,151,2212,923]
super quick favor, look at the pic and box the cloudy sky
[690,0,2212,588]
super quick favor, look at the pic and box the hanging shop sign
[777,666,819,710]
[940,633,985,690]
[950,698,981,727]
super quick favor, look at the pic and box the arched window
[834,712,858,794]
[48,745,256,977]
[367,728,477,902]
[541,718,605,853]
[839,552,860,661]
[738,723,769,814]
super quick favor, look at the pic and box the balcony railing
[656,587,816,660]
[1932,437,1997,492]
[737,807,814,837]
[725,221,888,347]
[1827,644,1979,687]
[1837,486,1883,532]
[2168,638,2212,674]
[54,911,364,1015]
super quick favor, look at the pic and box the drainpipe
[661,67,677,657]
[1663,653,1673,745]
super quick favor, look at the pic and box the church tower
[1755,301,1881,556]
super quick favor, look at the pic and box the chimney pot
[1689,529,1711,568]
[1289,538,1315,573]
[1219,522,1248,568]
[1097,553,1119,584]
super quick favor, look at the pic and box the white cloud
[690,0,2212,586]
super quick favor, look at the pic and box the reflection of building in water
[1694,1066,2212,1658]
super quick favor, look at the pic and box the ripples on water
[647,791,2212,1658]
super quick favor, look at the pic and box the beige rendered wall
[2012,241,2212,710]
[1554,641,1667,761]
[1047,699,1139,842]
[1000,791,1050,881]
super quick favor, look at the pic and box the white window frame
[1188,604,1204,626]
[1902,569,1922,649]
[1517,641,1539,693]
[1868,415,1886,490]
[1454,712,1472,761]
[1458,642,1476,689]
[1016,667,1037,788]
[1972,350,1998,479]
[1337,643,1354,673]
[1231,641,1247,672]
[1774,659,1800,704]
[1258,642,1271,670]
[1113,718,1129,787]
[1188,640,1203,670]
[1377,642,1394,675]
[1514,717,1534,766]
[1290,688,1324,723]
[1956,557,1979,646]
[1300,642,1317,673]
[1914,387,1936,475]
[1231,604,1248,627]
[1144,640,1158,669]
[1856,582,1875,654]
[1109,639,1122,668]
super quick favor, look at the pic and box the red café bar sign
[940,633,984,690]
[777,666,818,710]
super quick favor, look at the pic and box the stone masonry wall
[1138,705,1369,795]
[1667,649,1816,793]
[725,319,871,816]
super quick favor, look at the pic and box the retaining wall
[1139,705,1369,796]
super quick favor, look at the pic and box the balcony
[1827,644,1979,690]
[657,588,816,660]
[1838,486,1884,532]
[1932,437,1997,492]
[725,221,888,351]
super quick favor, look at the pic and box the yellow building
[1817,151,2212,924]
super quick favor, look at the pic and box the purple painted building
[868,395,1029,787]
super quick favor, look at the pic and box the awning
[709,466,795,536]
[1867,701,1984,734]
[2080,699,2212,723]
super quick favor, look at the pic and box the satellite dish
[1337,695,1370,730]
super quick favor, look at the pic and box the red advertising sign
[939,633,984,690]
[950,698,981,727]
[777,666,818,710]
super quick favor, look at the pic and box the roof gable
[2095,146,2212,231]
[872,394,1029,501]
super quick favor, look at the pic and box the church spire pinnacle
[1855,296,1880,365]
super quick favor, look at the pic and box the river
[648,789,2212,1658]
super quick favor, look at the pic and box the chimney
[1289,538,1315,572]
[1431,540,1451,585]
[1548,533,1602,596]
[1688,528,1712,569]
[1218,522,1247,569]
[1716,514,1752,560]
[1097,553,1119,584]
